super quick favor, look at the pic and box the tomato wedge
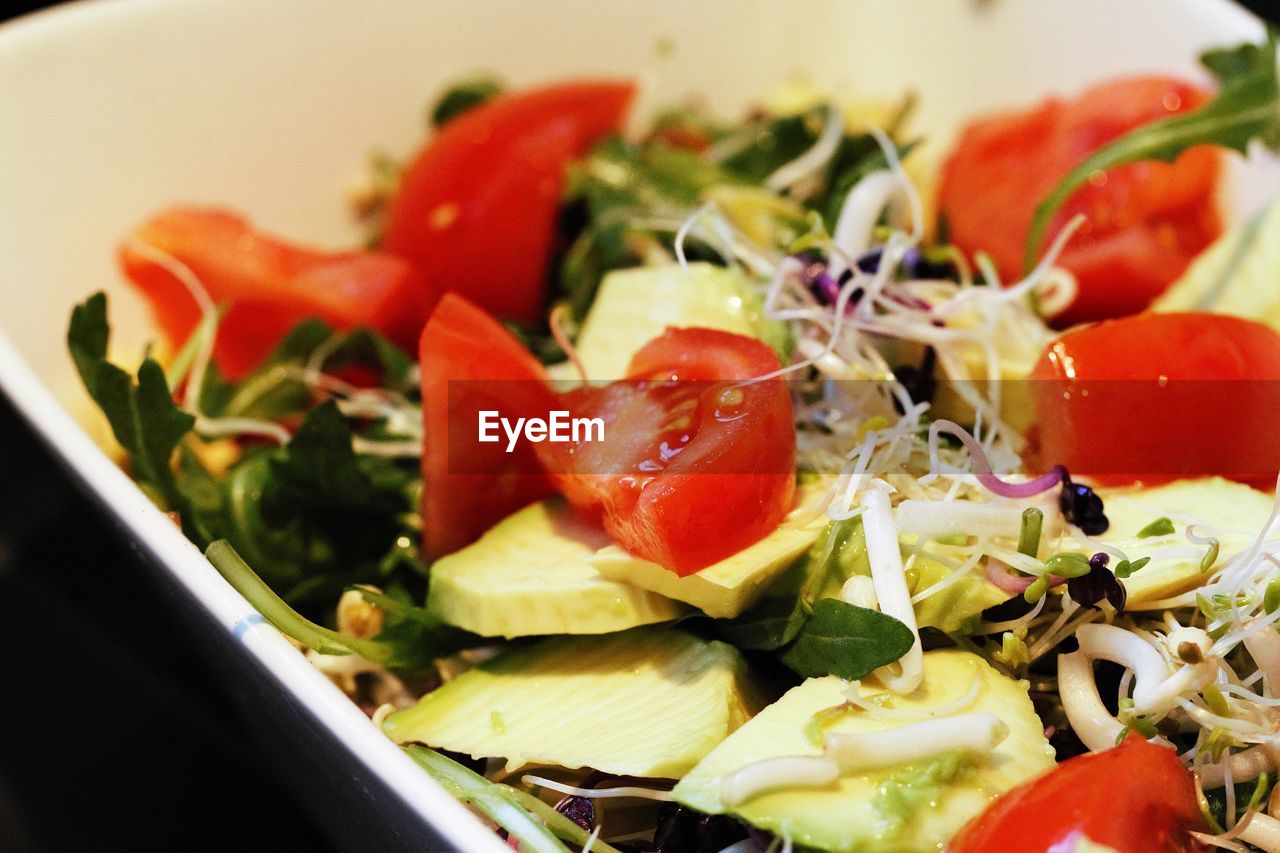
[938,76,1221,325]
[538,328,796,575]
[419,293,557,558]
[382,81,635,326]
[1026,312,1280,487]
[951,738,1206,853]
[120,207,427,378]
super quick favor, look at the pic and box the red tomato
[419,293,557,559]
[382,81,635,326]
[951,738,1207,853]
[119,207,427,378]
[938,76,1222,326]
[1026,312,1280,486]
[538,328,796,575]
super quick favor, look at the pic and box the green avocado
[672,649,1054,852]
[571,262,785,379]
[1099,477,1275,604]
[1153,200,1280,324]
[589,481,830,618]
[426,498,687,638]
[383,626,761,778]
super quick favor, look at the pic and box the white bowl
[0,1,1271,848]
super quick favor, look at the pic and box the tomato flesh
[382,81,635,325]
[1027,312,1280,486]
[951,738,1207,853]
[419,294,557,558]
[938,76,1221,325]
[539,328,796,575]
[119,207,427,378]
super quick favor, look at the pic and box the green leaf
[1025,33,1280,269]
[206,540,465,670]
[1114,556,1151,579]
[67,293,195,511]
[67,292,111,390]
[1138,516,1176,538]
[716,515,869,650]
[780,598,914,679]
[404,746,619,853]
[352,587,476,671]
[430,77,503,128]
[821,137,921,226]
[267,401,400,516]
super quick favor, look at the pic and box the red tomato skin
[1026,312,1280,487]
[119,207,428,378]
[382,81,635,326]
[540,327,795,575]
[938,76,1221,326]
[950,738,1207,853]
[419,293,557,559]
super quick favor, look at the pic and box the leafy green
[717,515,868,650]
[220,401,422,600]
[1026,33,1280,268]
[557,100,913,321]
[430,77,503,128]
[1138,516,1176,538]
[212,319,416,422]
[558,135,737,317]
[67,293,195,511]
[1114,556,1150,579]
[780,598,914,679]
[718,515,912,678]
[68,295,425,612]
[206,540,466,670]
[404,746,621,853]
[266,401,403,519]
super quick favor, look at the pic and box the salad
[67,29,1280,853]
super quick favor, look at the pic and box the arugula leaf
[67,292,195,510]
[405,746,622,853]
[352,587,476,670]
[206,540,466,670]
[780,598,914,679]
[266,401,402,517]
[430,77,503,128]
[558,135,736,318]
[246,401,414,593]
[1026,33,1280,269]
[214,319,416,420]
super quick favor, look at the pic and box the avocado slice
[589,481,831,618]
[1099,477,1275,604]
[427,498,688,638]
[908,551,1008,634]
[1153,201,1280,324]
[572,262,784,379]
[383,627,760,778]
[672,650,1054,852]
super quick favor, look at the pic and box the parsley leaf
[1026,33,1280,269]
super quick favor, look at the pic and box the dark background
[0,0,1276,851]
